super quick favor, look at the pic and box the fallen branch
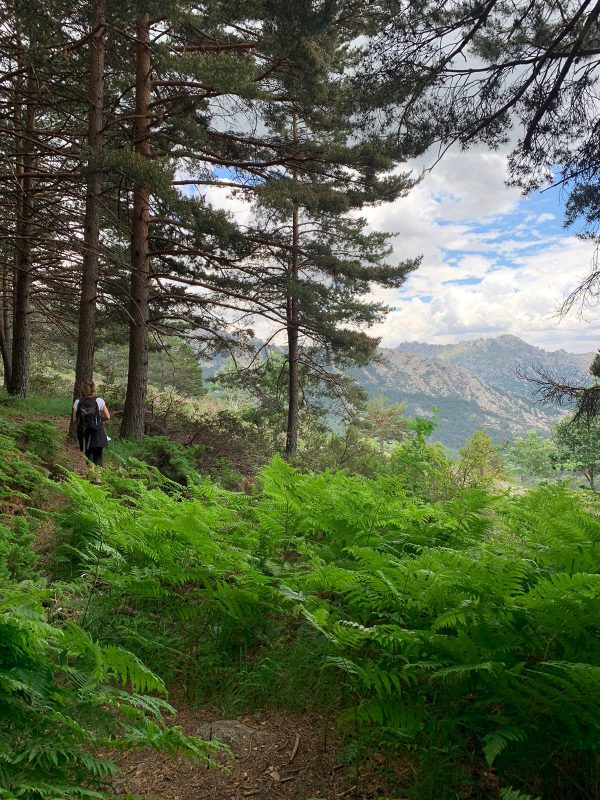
[289,732,300,763]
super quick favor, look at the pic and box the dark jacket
[76,398,108,452]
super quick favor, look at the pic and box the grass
[0,389,72,418]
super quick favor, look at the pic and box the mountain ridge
[354,335,593,449]
[202,334,594,450]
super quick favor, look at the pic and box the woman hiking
[72,380,110,482]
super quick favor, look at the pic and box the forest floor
[111,698,374,800]
[24,413,398,800]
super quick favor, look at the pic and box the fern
[289,469,600,798]
[0,586,217,799]
[500,789,541,800]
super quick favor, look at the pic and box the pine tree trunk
[0,315,10,387]
[2,257,11,354]
[8,81,35,397]
[0,256,12,387]
[285,277,300,456]
[121,13,151,441]
[70,0,106,436]
[285,114,300,457]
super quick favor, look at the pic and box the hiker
[72,380,110,479]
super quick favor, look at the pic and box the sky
[199,146,600,356]
[366,148,599,355]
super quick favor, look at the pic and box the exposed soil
[111,701,385,800]
[48,416,87,476]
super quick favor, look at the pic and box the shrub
[21,420,62,462]
[52,472,273,686]
[0,518,37,581]
[0,585,219,799]
[0,430,47,511]
[294,478,600,799]
[114,435,203,485]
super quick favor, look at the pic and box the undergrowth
[0,411,223,799]
[1,402,599,799]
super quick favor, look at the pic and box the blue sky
[194,148,599,355]
[364,148,599,354]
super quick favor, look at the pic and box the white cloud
[363,148,599,354]
[181,146,599,355]
[371,237,598,353]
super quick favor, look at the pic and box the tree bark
[0,313,11,386]
[8,77,35,397]
[1,256,12,388]
[70,0,106,436]
[285,112,300,457]
[121,13,151,440]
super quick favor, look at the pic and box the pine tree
[356,396,408,454]
[226,0,421,454]
[71,0,106,414]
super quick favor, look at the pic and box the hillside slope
[202,335,593,449]
[399,334,593,399]
[354,336,593,449]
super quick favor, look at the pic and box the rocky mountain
[202,334,594,450]
[355,335,594,450]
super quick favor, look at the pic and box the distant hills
[355,335,594,449]
[203,334,595,450]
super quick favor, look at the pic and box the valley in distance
[205,334,592,450]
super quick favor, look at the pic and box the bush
[388,418,458,501]
[21,420,62,462]
[0,518,37,581]
[296,425,383,477]
[292,476,600,799]
[0,586,218,799]
[0,429,47,511]
[110,435,203,485]
[52,471,273,686]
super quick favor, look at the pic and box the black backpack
[77,397,101,437]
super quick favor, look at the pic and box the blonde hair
[80,380,96,399]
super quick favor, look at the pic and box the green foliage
[0,426,48,510]
[0,585,219,800]
[97,338,204,399]
[554,413,600,490]
[388,416,458,501]
[355,395,408,454]
[294,478,600,798]
[51,470,273,686]
[500,789,540,800]
[113,411,272,488]
[504,430,557,484]
[3,398,600,799]
[217,352,366,439]
[296,424,383,477]
[456,428,504,488]
[20,420,62,462]
[0,518,37,581]
[110,435,203,485]
[0,389,71,418]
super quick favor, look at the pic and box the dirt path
[48,416,87,476]
[112,703,374,800]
